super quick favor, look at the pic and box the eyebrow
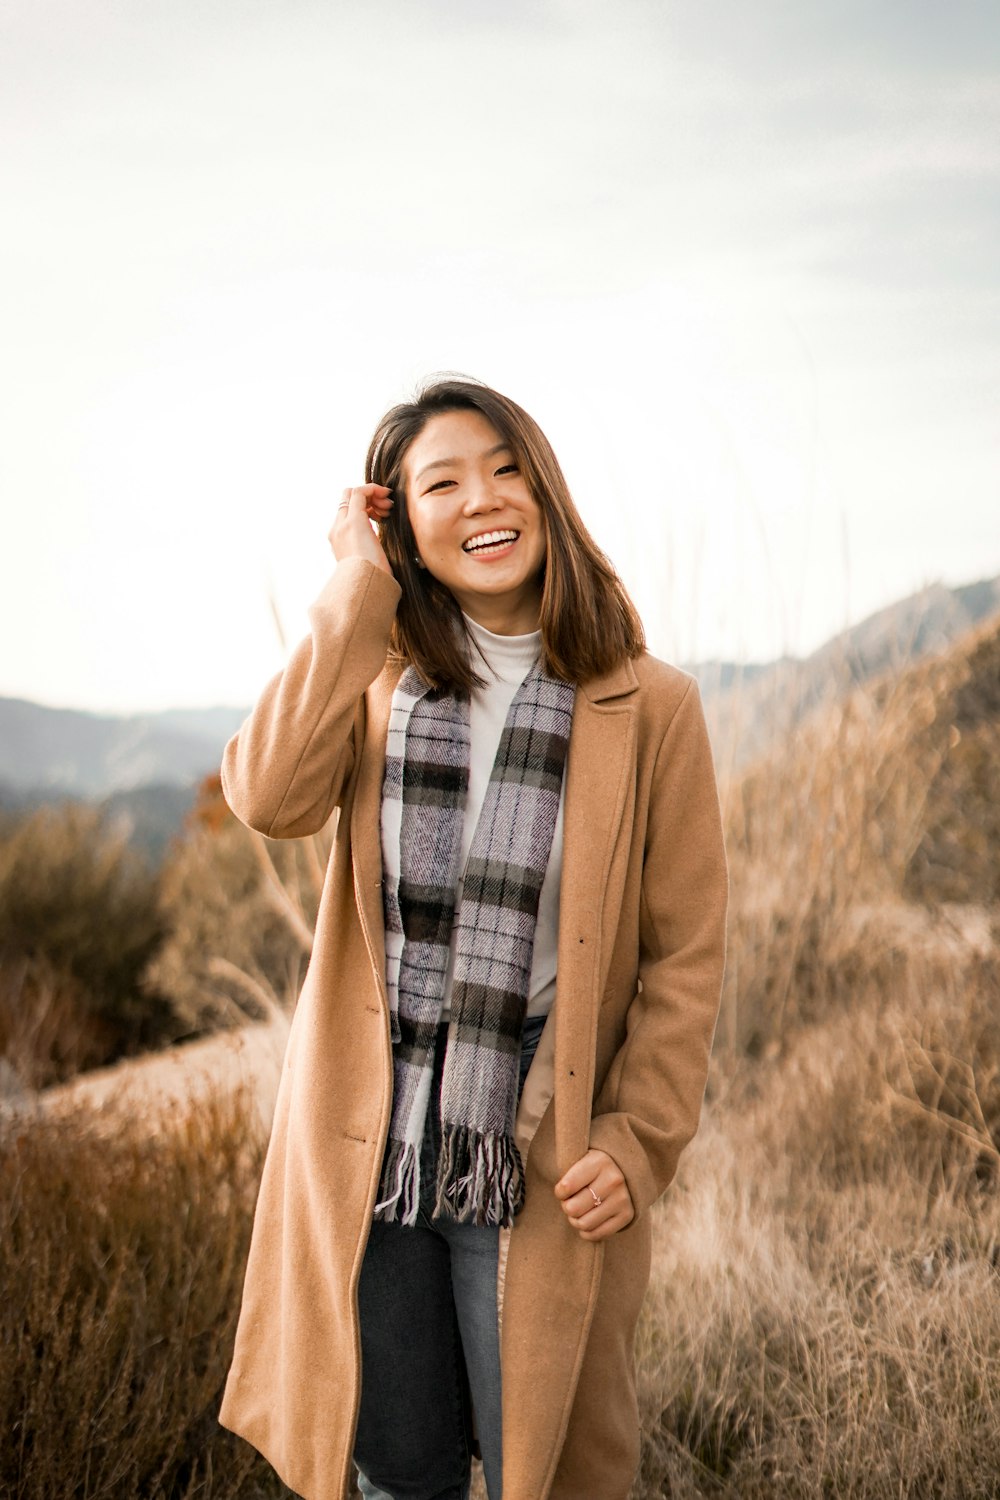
[413,441,512,485]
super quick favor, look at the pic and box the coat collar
[576,652,640,704]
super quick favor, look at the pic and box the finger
[553,1150,605,1199]
[336,488,361,519]
[559,1183,607,1218]
[332,487,392,536]
[359,484,393,506]
[566,1202,624,1239]
[339,483,391,509]
[559,1173,633,1224]
[566,1194,614,1230]
[565,1191,634,1234]
[576,1211,633,1242]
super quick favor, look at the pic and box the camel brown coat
[217,557,729,1500]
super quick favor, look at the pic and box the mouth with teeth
[461,529,520,556]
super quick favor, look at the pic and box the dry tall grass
[0,804,176,1087]
[0,1089,288,1500]
[624,614,1000,1498]
[2,613,998,1498]
[0,778,330,1094]
[144,774,331,1038]
[633,955,1000,1498]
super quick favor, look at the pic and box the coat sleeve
[587,677,729,1221]
[220,557,402,839]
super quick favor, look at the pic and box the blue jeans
[354,1014,546,1500]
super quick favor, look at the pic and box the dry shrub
[905,624,1000,905]
[0,954,116,1091]
[0,1090,290,1500]
[0,804,178,1086]
[717,624,991,1058]
[631,952,1000,1499]
[627,615,1000,1497]
[0,780,331,1091]
[144,775,329,1037]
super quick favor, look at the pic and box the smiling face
[401,407,547,635]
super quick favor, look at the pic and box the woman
[217,375,729,1500]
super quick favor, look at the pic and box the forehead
[403,408,509,482]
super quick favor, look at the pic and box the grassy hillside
[633,610,1000,1496]
[697,572,1000,773]
[2,610,999,1498]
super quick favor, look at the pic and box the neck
[457,586,542,637]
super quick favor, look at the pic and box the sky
[2,0,998,714]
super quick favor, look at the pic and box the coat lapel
[350,662,401,1003]
[553,658,638,1173]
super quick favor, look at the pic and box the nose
[462,471,504,515]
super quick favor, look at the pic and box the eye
[425,479,455,493]
[496,463,519,476]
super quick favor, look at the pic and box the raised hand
[554,1148,635,1241]
[328,484,395,578]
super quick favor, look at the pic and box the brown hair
[365,373,645,692]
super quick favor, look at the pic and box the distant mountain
[147,706,254,743]
[1,573,997,843]
[0,699,247,800]
[690,574,1000,769]
[0,701,246,865]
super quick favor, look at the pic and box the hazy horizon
[4,0,998,714]
[4,564,997,721]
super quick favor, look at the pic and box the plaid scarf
[375,658,574,1228]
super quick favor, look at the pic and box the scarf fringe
[373,1139,421,1226]
[433,1122,526,1228]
